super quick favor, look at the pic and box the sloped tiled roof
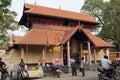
[14,25,113,48]
[81,28,114,47]
[61,26,80,44]
[22,3,100,24]
[15,25,77,46]
[13,36,23,42]
[5,43,14,51]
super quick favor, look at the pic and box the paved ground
[32,70,99,80]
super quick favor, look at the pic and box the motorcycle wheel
[114,70,120,80]
[109,77,116,80]
[98,74,104,80]
[98,74,116,80]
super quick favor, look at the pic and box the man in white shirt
[70,57,77,76]
[101,55,111,70]
[80,57,85,77]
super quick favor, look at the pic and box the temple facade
[5,3,113,69]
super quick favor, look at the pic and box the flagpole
[34,0,37,5]
[59,0,61,10]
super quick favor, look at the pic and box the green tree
[100,0,120,51]
[81,0,120,51]
[81,0,106,32]
[0,0,18,47]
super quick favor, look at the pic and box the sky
[10,0,85,36]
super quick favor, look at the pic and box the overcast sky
[10,0,85,36]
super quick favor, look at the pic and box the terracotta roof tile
[15,25,74,45]
[81,28,114,47]
[15,25,113,47]
[61,26,80,44]
[24,3,100,24]
[13,36,23,42]
[0,48,5,50]
[6,43,14,51]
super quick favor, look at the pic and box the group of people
[0,54,114,78]
[70,57,85,77]
[70,54,113,77]
[0,58,29,79]
[0,58,26,71]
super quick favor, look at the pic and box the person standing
[0,58,6,79]
[80,57,85,77]
[0,58,6,69]
[70,57,77,76]
[19,59,29,78]
[19,59,25,70]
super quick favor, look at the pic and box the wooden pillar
[42,47,45,67]
[26,44,29,63]
[67,40,71,67]
[119,52,120,59]
[105,48,110,59]
[61,45,64,65]
[104,48,107,55]
[80,43,83,57]
[93,48,97,64]
[21,47,24,59]
[87,41,92,65]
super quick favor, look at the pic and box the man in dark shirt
[19,59,25,70]
[0,58,6,68]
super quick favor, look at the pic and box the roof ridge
[25,3,85,15]
[24,3,100,24]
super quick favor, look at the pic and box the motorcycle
[46,63,62,78]
[97,62,120,80]
[18,66,29,79]
[50,66,61,78]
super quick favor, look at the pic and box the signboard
[110,53,117,61]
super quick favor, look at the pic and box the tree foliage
[81,0,105,32]
[0,0,18,47]
[101,0,120,51]
[81,0,120,51]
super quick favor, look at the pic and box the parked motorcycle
[50,66,61,78]
[97,62,120,80]
[45,63,62,78]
